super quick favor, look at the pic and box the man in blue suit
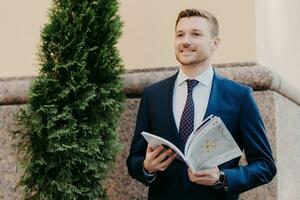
[126,8,276,200]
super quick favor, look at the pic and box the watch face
[213,181,223,189]
[213,170,225,189]
[219,172,225,183]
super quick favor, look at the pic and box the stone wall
[1,63,299,200]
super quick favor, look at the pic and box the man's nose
[182,36,192,46]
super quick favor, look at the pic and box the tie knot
[186,79,199,92]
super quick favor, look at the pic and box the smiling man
[127,9,276,200]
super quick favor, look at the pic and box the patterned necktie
[179,79,199,145]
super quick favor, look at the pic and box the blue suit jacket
[127,71,276,200]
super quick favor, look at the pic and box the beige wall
[0,1,298,90]
[117,0,255,69]
[256,0,300,90]
[0,0,255,77]
[0,1,51,77]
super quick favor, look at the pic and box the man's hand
[143,144,177,174]
[188,167,220,186]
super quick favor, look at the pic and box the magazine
[141,115,242,172]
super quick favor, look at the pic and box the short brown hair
[175,8,219,37]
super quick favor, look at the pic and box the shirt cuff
[143,167,157,183]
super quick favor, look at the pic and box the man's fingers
[147,145,169,165]
[151,149,173,167]
[146,144,154,153]
[145,145,176,172]
[156,149,174,163]
[188,168,194,177]
[188,173,216,185]
[188,168,220,186]
[192,168,217,176]
[157,154,177,171]
[148,145,164,158]
[159,154,176,167]
[195,171,210,177]
[195,168,214,176]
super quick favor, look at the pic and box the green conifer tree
[15,0,124,199]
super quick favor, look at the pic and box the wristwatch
[213,169,228,190]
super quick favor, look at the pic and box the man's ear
[212,37,220,50]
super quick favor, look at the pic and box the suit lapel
[204,71,226,119]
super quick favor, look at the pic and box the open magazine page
[186,117,242,172]
[184,115,214,156]
[141,131,186,161]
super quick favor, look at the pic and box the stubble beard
[175,52,208,67]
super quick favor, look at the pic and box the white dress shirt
[173,66,214,132]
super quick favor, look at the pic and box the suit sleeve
[223,88,277,194]
[126,88,152,185]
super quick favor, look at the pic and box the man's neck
[180,62,211,78]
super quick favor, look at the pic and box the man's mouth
[180,49,195,53]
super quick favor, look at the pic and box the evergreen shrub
[15,0,124,199]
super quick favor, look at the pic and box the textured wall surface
[0,64,299,200]
[0,105,22,200]
[275,93,300,200]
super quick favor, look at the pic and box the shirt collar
[176,66,214,87]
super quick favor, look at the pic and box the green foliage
[15,0,124,199]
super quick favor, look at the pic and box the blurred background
[0,0,299,90]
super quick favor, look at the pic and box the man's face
[175,17,219,67]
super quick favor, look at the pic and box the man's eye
[177,34,183,38]
[193,33,201,37]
